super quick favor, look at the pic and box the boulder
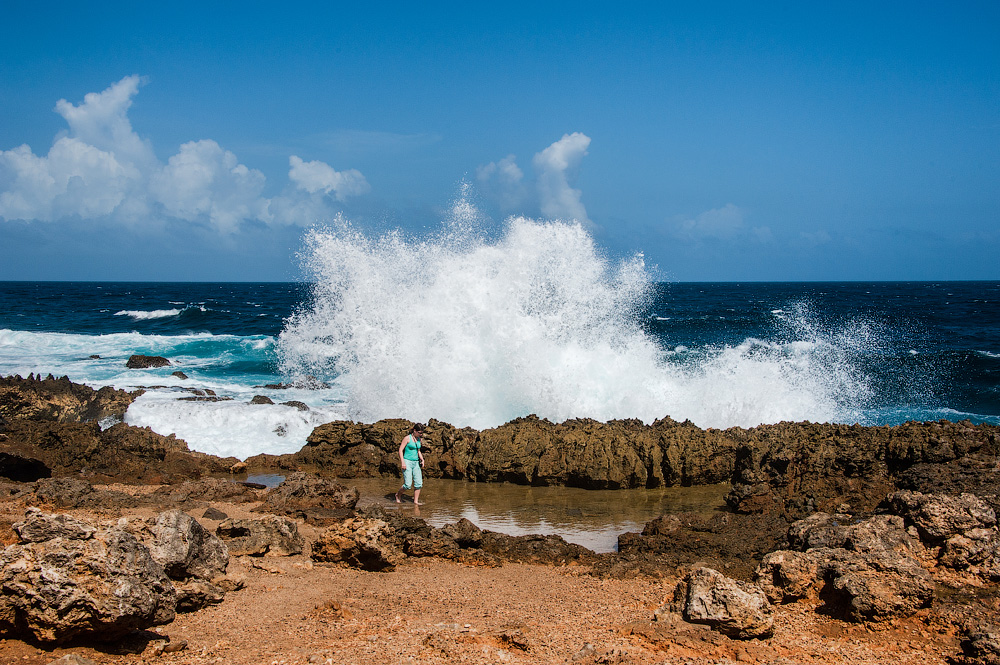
[658,567,774,639]
[148,510,229,581]
[955,625,1000,665]
[125,355,171,369]
[940,528,1000,582]
[887,490,996,542]
[0,509,176,644]
[216,516,304,557]
[255,472,359,524]
[755,546,933,622]
[311,516,403,571]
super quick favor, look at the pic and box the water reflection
[350,477,729,553]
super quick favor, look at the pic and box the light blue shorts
[402,458,423,490]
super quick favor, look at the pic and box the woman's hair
[410,422,426,434]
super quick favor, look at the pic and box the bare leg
[413,488,422,505]
[395,487,404,503]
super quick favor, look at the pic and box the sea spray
[277,209,877,430]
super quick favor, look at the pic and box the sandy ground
[0,493,969,665]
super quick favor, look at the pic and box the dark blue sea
[1,275,997,461]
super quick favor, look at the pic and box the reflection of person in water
[395,423,426,505]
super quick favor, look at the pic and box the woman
[395,423,426,505]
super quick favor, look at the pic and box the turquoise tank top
[403,434,421,461]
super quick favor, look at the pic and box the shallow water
[249,474,730,553]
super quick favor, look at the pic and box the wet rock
[616,511,790,581]
[887,490,996,542]
[311,516,403,571]
[125,355,171,369]
[171,371,188,380]
[440,518,484,548]
[281,400,310,411]
[658,567,775,639]
[727,420,1000,520]
[0,419,238,485]
[0,374,138,423]
[479,531,591,565]
[250,395,274,405]
[0,509,176,644]
[216,516,304,557]
[255,472,359,525]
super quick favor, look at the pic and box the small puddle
[248,474,730,553]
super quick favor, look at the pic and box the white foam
[115,309,183,320]
[125,392,345,459]
[277,201,878,431]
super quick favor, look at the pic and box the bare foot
[395,493,402,503]
[414,501,424,505]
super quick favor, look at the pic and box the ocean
[1,219,998,461]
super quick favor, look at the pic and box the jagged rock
[148,478,263,505]
[440,518,483,548]
[1,420,238,484]
[216,516,304,556]
[255,472,359,525]
[125,355,171,369]
[616,512,790,581]
[0,509,176,644]
[203,506,229,520]
[478,531,591,565]
[281,400,309,411]
[171,371,188,380]
[787,512,917,555]
[147,510,229,581]
[940,528,1000,581]
[311,516,403,571]
[726,420,1000,519]
[658,567,774,639]
[755,545,933,622]
[250,395,274,405]
[0,374,137,423]
[14,507,97,542]
[173,580,226,613]
[16,477,141,510]
[955,625,1000,665]
[887,490,996,542]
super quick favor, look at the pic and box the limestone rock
[940,528,1000,581]
[255,472,359,525]
[661,567,774,639]
[0,509,176,644]
[311,516,402,571]
[887,490,996,542]
[148,510,229,581]
[216,516,304,557]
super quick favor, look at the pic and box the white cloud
[288,155,370,201]
[150,140,270,232]
[476,154,526,210]
[533,132,592,226]
[0,76,369,230]
[477,133,593,226]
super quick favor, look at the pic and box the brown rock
[125,354,171,368]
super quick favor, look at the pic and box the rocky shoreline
[2,373,1000,664]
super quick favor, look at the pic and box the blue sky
[1,1,997,281]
